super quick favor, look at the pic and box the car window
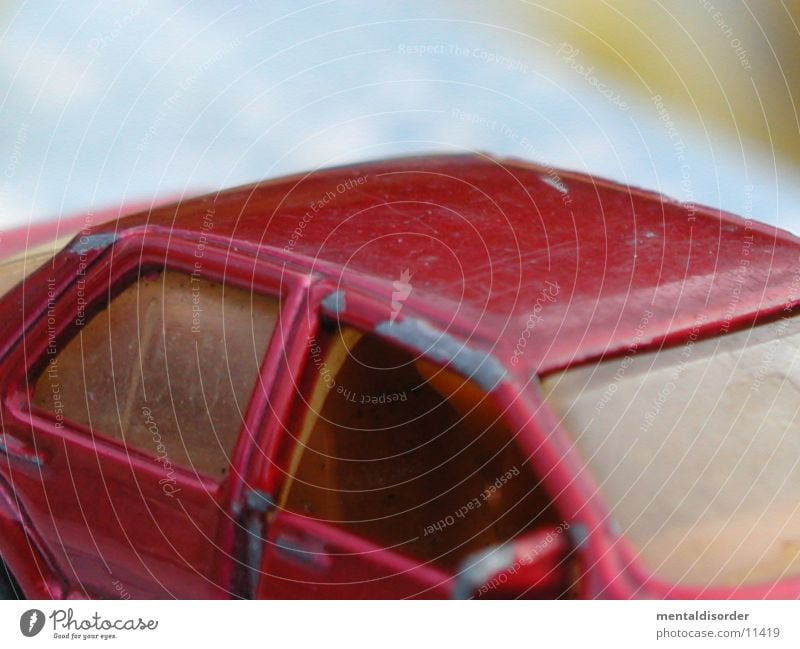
[541,315,800,588]
[33,268,281,479]
[279,327,559,569]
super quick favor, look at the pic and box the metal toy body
[0,154,797,599]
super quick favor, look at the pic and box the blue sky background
[0,0,797,233]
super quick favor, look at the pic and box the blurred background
[0,0,798,233]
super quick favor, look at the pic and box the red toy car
[0,154,798,599]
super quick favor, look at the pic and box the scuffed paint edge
[321,290,346,315]
[69,232,118,254]
[375,316,506,391]
[452,544,516,600]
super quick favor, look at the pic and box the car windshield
[541,314,800,588]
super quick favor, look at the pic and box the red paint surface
[0,154,797,599]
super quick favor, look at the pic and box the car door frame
[243,277,533,598]
[0,228,307,598]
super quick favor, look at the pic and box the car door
[249,287,564,598]
[0,235,292,598]
[252,319,453,599]
[258,509,452,598]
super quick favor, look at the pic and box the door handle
[0,433,47,467]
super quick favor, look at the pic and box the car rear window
[541,315,800,588]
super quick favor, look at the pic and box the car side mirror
[452,523,572,599]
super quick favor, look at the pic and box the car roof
[99,153,800,374]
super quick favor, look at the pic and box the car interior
[279,327,569,581]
